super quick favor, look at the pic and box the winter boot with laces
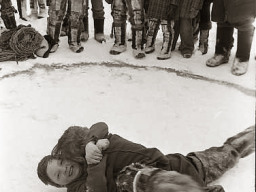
[132,29,145,59]
[110,23,127,55]
[145,18,160,54]
[199,29,209,54]
[157,20,173,60]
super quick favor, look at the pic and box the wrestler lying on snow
[37,122,255,192]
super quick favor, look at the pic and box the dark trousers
[179,18,194,54]
[215,20,255,61]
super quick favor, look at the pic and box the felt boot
[38,5,47,19]
[157,20,173,60]
[145,18,160,54]
[68,28,84,53]
[132,29,145,59]
[110,23,127,55]
[94,19,106,43]
[206,53,230,67]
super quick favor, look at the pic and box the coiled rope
[0,25,43,62]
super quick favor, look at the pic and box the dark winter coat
[146,0,179,20]
[211,0,256,24]
[178,0,204,19]
[66,122,205,192]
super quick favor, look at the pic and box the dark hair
[37,155,63,188]
[51,126,89,163]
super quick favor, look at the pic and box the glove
[85,141,103,164]
[96,139,110,151]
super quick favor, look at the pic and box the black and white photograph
[0,0,255,192]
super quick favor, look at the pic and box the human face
[46,158,82,186]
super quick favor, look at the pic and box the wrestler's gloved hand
[96,139,110,151]
[85,141,103,164]
[205,185,225,192]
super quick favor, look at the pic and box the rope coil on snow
[0,25,43,62]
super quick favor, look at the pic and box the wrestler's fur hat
[117,163,204,192]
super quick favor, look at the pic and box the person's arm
[86,122,109,144]
[85,139,110,164]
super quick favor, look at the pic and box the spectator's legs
[109,0,127,55]
[127,0,146,58]
[1,0,17,29]
[67,0,85,52]
[91,0,105,42]
[231,19,255,75]
[206,22,234,67]
[179,18,194,58]
[47,0,68,52]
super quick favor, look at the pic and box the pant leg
[126,0,144,30]
[68,0,85,45]
[188,144,240,184]
[91,0,105,19]
[199,0,212,30]
[233,19,255,61]
[112,0,127,27]
[215,22,234,56]
[180,18,194,54]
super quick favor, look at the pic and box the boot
[157,20,173,60]
[145,18,160,54]
[199,29,209,54]
[232,28,255,75]
[110,23,127,55]
[29,8,38,19]
[206,53,230,67]
[224,125,255,157]
[207,25,234,67]
[38,3,47,19]
[60,16,69,37]
[81,16,89,42]
[18,0,30,21]
[94,19,106,43]
[29,0,38,19]
[191,126,255,184]
[47,19,61,53]
[231,58,249,76]
[132,29,145,59]
[68,28,84,53]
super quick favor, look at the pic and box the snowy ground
[0,2,255,192]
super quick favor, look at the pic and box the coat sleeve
[86,122,109,144]
[86,155,108,192]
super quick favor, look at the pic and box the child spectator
[144,0,178,60]
[206,0,255,76]
[37,122,255,192]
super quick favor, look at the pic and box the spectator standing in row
[206,0,256,76]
